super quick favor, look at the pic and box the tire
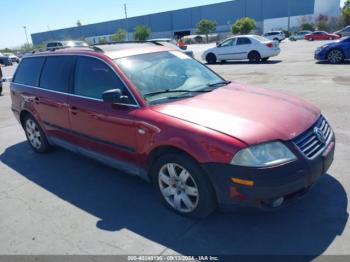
[151,153,217,218]
[327,49,344,64]
[308,38,314,41]
[23,114,52,153]
[261,57,269,62]
[206,53,217,64]
[248,51,261,63]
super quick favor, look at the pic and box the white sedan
[202,35,280,64]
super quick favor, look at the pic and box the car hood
[152,83,320,145]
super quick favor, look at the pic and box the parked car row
[201,33,350,64]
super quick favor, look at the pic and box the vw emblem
[314,127,326,144]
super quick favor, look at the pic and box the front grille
[293,116,333,159]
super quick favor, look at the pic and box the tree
[98,37,108,44]
[315,14,329,31]
[77,20,82,27]
[342,0,350,25]
[196,19,217,43]
[232,17,256,35]
[111,28,127,42]
[133,25,151,41]
[301,23,315,31]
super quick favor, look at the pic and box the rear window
[236,37,252,45]
[40,56,76,93]
[13,57,45,86]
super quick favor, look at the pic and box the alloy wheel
[158,163,199,213]
[328,50,344,64]
[25,119,42,149]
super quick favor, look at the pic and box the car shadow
[206,60,282,65]
[0,141,348,260]
[316,61,350,65]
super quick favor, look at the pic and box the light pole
[23,26,30,46]
[124,4,129,40]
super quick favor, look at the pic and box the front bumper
[202,134,335,210]
[314,48,328,60]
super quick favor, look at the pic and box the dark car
[0,66,3,95]
[0,56,13,66]
[315,37,350,64]
[10,43,335,218]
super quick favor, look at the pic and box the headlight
[231,142,297,167]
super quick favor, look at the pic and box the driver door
[215,38,237,60]
[68,56,143,177]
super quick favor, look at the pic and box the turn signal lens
[231,178,254,186]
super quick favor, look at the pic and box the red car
[10,43,335,218]
[304,31,341,41]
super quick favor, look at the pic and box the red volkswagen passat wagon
[10,42,335,218]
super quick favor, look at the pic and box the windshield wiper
[207,80,231,87]
[144,89,212,98]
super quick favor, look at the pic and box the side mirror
[102,89,129,104]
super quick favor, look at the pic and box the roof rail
[93,40,163,46]
[31,45,104,53]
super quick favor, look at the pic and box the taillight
[266,43,273,48]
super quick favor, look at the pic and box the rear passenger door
[37,55,76,143]
[68,56,142,176]
[234,37,253,59]
[12,56,74,143]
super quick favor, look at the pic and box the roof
[27,42,176,60]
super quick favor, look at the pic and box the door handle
[70,106,78,115]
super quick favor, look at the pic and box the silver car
[334,26,350,38]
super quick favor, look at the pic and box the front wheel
[23,114,52,153]
[205,53,217,64]
[151,154,217,218]
[327,49,344,64]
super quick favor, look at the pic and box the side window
[47,43,57,48]
[13,57,45,86]
[236,37,252,45]
[74,56,133,103]
[40,56,76,93]
[220,38,235,47]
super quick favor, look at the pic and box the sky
[0,0,347,49]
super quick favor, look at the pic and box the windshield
[115,51,224,104]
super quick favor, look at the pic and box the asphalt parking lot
[0,40,349,258]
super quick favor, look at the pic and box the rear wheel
[248,51,261,63]
[151,154,217,218]
[206,53,217,64]
[23,114,51,153]
[327,49,344,64]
